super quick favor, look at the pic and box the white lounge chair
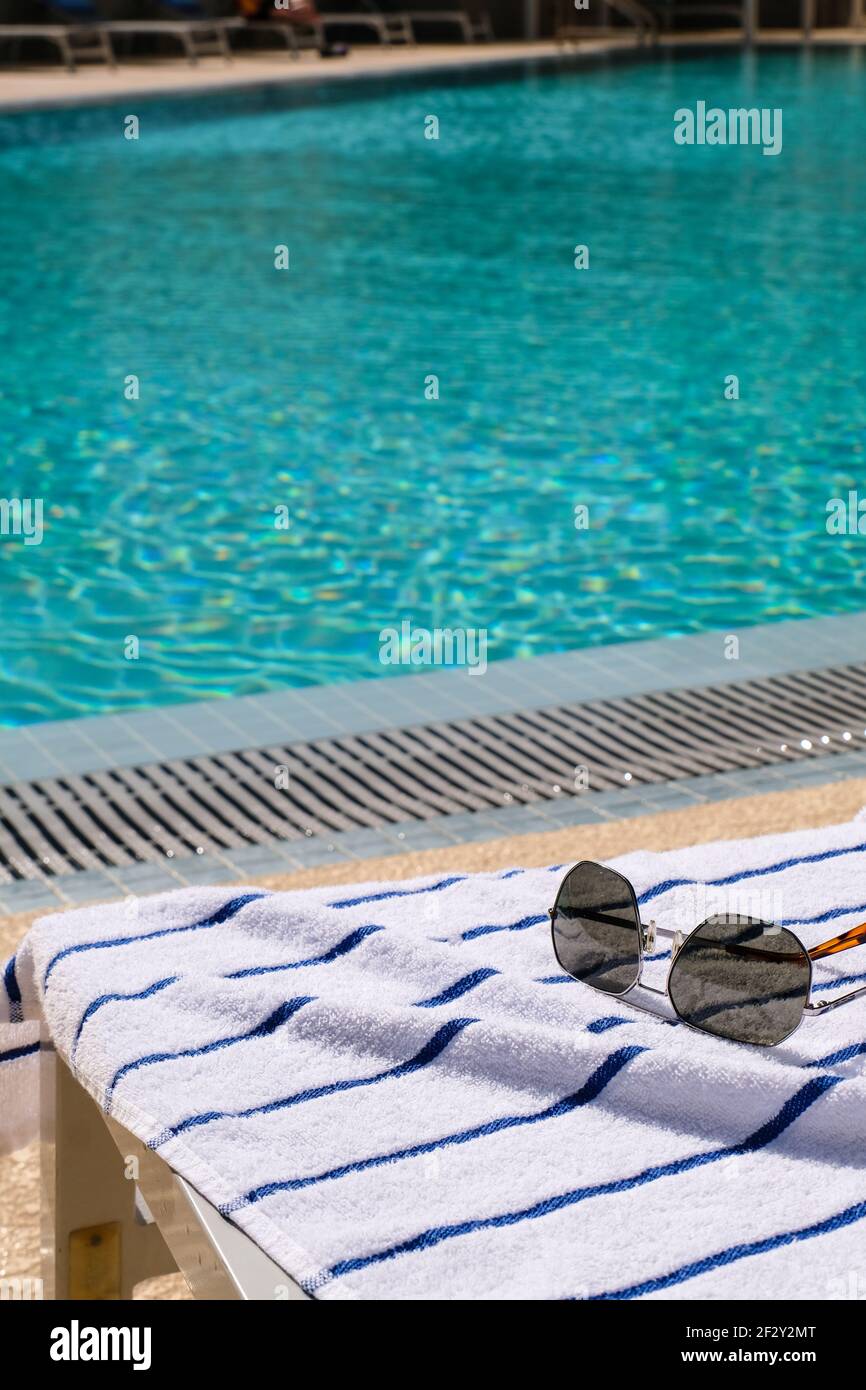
[317,1,413,44]
[655,0,743,28]
[154,0,321,61]
[42,1051,309,1300]
[111,0,243,63]
[404,7,493,41]
[0,15,115,68]
[22,0,243,68]
[555,0,659,46]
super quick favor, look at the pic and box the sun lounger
[8,812,866,1301]
[0,16,114,70]
[28,0,242,67]
[230,12,324,57]
[152,0,322,61]
[555,0,658,45]
[42,1051,310,1299]
[403,8,493,41]
[233,17,309,55]
[655,0,743,27]
[318,1,413,44]
[110,0,243,63]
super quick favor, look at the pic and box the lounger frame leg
[179,29,198,65]
[56,33,76,72]
[214,24,232,62]
[98,29,117,69]
[41,1049,176,1300]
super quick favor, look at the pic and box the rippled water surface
[1,49,865,725]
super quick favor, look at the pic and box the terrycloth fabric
[3,815,866,1300]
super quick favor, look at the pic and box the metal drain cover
[1,661,865,883]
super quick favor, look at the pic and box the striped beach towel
[2,813,866,1300]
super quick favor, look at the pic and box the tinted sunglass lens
[668,915,810,1045]
[552,861,642,996]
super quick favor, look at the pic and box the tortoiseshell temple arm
[808,920,866,961]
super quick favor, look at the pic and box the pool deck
[2,612,866,913]
[2,40,866,907]
[2,30,866,114]
[3,611,865,785]
[0,38,613,112]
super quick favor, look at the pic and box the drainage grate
[3,662,866,883]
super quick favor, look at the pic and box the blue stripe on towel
[330,877,466,909]
[325,842,866,917]
[782,901,866,928]
[638,840,866,907]
[72,975,178,1055]
[150,1017,477,1150]
[587,1017,631,1034]
[462,914,546,942]
[586,1194,866,1300]
[3,956,22,1023]
[107,996,314,1108]
[812,969,866,993]
[805,1040,866,1070]
[224,925,384,979]
[304,1073,839,1293]
[0,1041,39,1066]
[43,893,267,987]
[414,969,499,1008]
[223,1044,646,1214]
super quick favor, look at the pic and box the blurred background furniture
[317,0,414,42]
[0,0,115,68]
[554,0,658,45]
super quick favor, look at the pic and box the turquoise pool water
[2,49,866,725]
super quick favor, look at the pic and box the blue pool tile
[588,796,662,821]
[166,854,238,887]
[0,752,55,783]
[303,827,383,856]
[479,805,559,835]
[532,798,611,825]
[633,784,705,809]
[110,862,185,897]
[420,811,513,844]
[0,880,66,914]
[379,821,470,852]
[288,838,350,868]
[220,843,306,878]
[51,869,122,905]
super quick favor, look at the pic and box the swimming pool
[2,48,865,726]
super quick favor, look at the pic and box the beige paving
[2,772,865,1298]
[3,31,866,114]
[0,39,606,111]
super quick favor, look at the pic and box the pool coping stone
[1,611,864,788]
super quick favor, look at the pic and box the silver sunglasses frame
[548,860,866,1046]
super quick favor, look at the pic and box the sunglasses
[549,860,866,1046]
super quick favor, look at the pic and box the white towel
[3,814,866,1301]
